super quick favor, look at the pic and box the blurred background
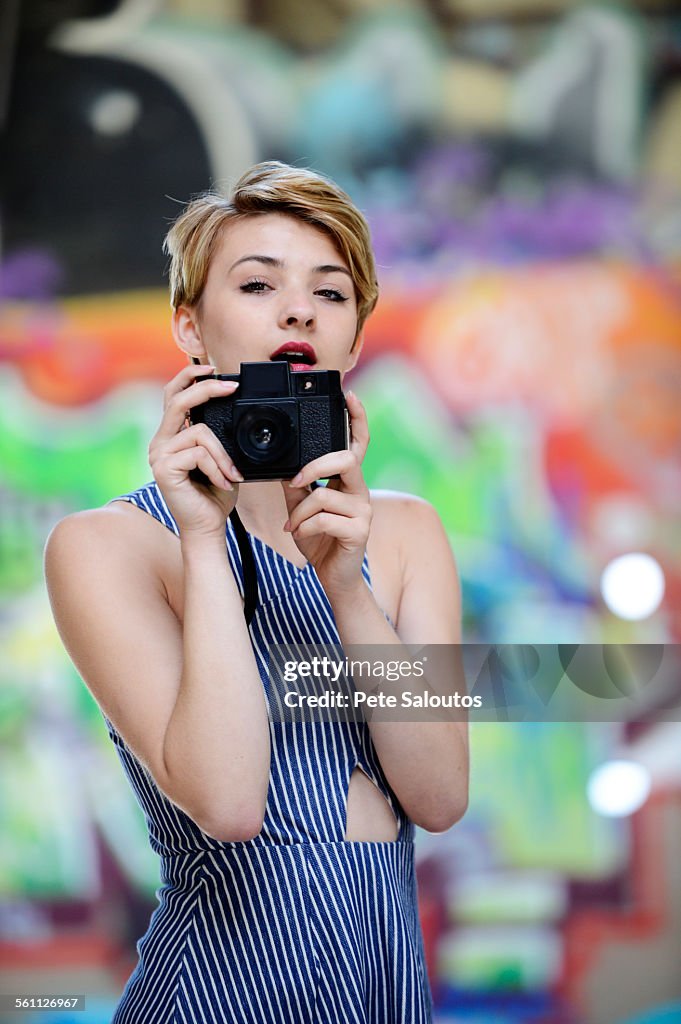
[1,0,680,1022]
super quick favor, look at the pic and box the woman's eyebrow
[228,255,352,279]
[314,263,353,279]
[229,254,281,272]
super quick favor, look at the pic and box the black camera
[189,361,349,482]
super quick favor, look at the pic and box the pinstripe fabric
[107,481,432,1023]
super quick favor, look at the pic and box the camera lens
[250,423,275,451]
[236,405,296,464]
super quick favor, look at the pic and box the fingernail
[232,467,244,482]
[220,380,239,388]
[290,473,303,486]
[283,519,291,532]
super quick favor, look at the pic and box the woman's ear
[346,329,365,373]
[171,305,208,362]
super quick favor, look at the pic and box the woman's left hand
[281,391,372,598]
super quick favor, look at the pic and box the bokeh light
[587,759,652,817]
[600,553,666,621]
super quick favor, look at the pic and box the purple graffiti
[0,248,63,302]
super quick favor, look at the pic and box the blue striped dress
[107,481,433,1023]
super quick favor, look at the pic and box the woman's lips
[269,341,317,369]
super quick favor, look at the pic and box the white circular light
[587,759,651,817]
[89,90,141,136]
[600,552,665,620]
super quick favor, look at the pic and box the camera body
[190,361,349,482]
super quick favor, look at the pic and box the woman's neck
[233,480,290,538]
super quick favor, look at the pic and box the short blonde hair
[164,161,379,340]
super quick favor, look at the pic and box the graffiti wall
[1,1,680,1022]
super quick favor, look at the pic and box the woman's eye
[316,288,348,302]
[240,279,270,293]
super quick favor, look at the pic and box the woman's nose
[278,293,315,329]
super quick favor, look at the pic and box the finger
[162,363,216,408]
[157,378,239,439]
[285,486,367,533]
[345,391,370,460]
[280,479,312,523]
[159,424,244,482]
[288,449,366,494]
[158,446,235,491]
[290,511,367,544]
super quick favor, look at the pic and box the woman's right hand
[148,364,244,537]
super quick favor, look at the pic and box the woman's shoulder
[45,492,174,576]
[369,489,461,642]
[366,491,448,620]
[369,488,435,511]
[369,488,443,539]
[368,488,456,580]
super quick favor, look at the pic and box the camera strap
[229,482,320,628]
[229,508,258,627]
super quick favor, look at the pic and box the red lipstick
[269,341,317,371]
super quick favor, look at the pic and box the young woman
[45,161,468,1024]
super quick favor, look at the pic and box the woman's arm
[329,494,469,834]
[45,366,270,842]
[282,393,468,834]
[45,507,270,842]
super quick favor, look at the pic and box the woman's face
[174,212,361,376]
